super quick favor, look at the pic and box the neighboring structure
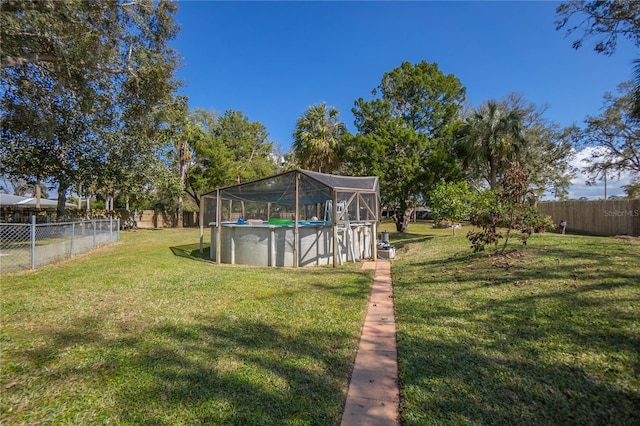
[200,169,380,267]
[0,193,72,208]
[0,194,76,223]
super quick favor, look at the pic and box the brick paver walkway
[341,260,399,426]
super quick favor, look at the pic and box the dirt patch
[490,251,527,269]
[614,235,640,243]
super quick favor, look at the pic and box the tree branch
[1,54,139,80]
[1,54,62,68]
[0,0,58,13]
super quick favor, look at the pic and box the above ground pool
[200,169,381,267]
[209,221,373,267]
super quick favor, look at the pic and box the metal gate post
[71,222,75,257]
[30,215,36,269]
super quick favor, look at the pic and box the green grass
[1,229,373,425]
[3,223,639,425]
[385,222,640,425]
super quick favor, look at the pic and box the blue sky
[171,0,638,199]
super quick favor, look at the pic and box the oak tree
[1,0,181,217]
[343,61,465,232]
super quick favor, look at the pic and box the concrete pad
[361,262,377,270]
[361,321,396,336]
[342,260,399,426]
[346,368,399,401]
[365,304,395,322]
[353,350,397,371]
[371,281,393,289]
[357,334,397,352]
[341,396,399,426]
[367,302,394,312]
[368,300,394,309]
[374,267,391,275]
[369,291,393,300]
[367,304,395,317]
[365,314,395,325]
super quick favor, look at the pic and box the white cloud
[565,147,634,200]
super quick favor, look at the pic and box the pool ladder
[325,200,355,264]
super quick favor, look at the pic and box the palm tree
[171,118,205,227]
[455,100,526,189]
[292,103,346,173]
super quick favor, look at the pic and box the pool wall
[210,223,373,267]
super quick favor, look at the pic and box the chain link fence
[0,218,120,273]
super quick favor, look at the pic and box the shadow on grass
[393,233,640,424]
[387,233,434,250]
[169,241,376,300]
[121,316,354,424]
[12,312,358,424]
[406,236,640,289]
[170,243,211,261]
[398,289,640,423]
[398,332,640,425]
[396,283,640,423]
[2,229,373,424]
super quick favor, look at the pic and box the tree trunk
[185,181,200,211]
[35,177,41,209]
[488,157,498,190]
[177,138,189,228]
[56,182,69,219]
[395,203,413,233]
[177,194,184,228]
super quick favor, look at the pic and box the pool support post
[332,191,338,268]
[216,189,222,264]
[294,172,300,268]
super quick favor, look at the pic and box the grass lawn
[383,222,640,425]
[1,228,373,425]
[3,223,639,425]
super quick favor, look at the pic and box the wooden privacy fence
[539,200,640,237]
[122,210,199,229]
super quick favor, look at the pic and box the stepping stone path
[341,260,399,426]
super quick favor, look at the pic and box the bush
[466,162,553,253]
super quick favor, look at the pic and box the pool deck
[341,260,399,426]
